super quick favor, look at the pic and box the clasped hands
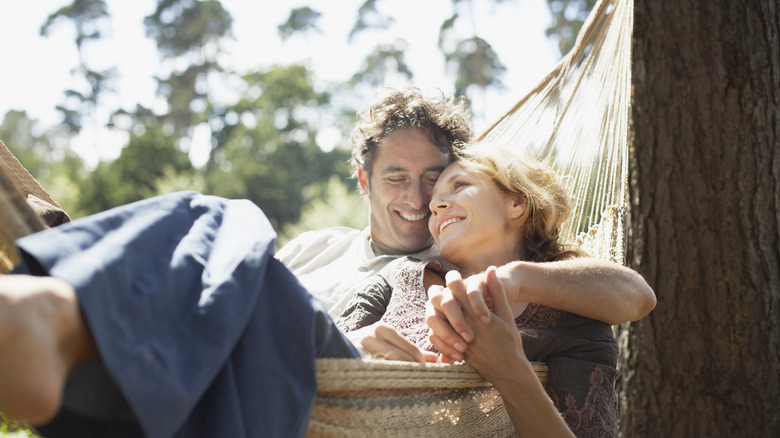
[348,266,527,368]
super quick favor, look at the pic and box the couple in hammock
[0,82,655,437]
[0,144,650,438]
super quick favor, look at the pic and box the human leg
[6,192,358,437]
[0,274,96,425]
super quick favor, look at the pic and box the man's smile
[398,211,429,222]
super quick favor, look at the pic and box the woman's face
[428,162,527,274]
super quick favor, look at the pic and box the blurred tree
[349,40,413,88]
[349,0,395,42]
[437,0,507,110]
[279,176,368,246]
[544,0,597,55]
[278,6,322,41]
[0,111,87,218]
[444,35,505,100]
[144,0,233,136]
[204,64,352,230]
[39,0,115,135]
[76,121,194,214]
[0,110,52,177]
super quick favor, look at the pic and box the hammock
[477,0,632,265]
[0,0,632,435]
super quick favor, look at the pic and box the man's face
[358,127,450,253]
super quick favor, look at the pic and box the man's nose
[404,180,427,209]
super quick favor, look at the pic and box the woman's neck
[457,246,524,276]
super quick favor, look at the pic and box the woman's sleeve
[545,356,619,437]
[518,306,620,438]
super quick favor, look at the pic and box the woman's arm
[453,268,575,437]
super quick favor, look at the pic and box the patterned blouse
[335,257,619,438]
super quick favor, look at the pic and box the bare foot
[0,274,97,425]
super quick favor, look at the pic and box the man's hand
[345,322,438,363]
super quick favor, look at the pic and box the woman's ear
[357,167,370,195]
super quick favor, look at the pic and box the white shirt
[275,226,445,318]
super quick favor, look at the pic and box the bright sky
[0,0,560,167]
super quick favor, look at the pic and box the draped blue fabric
[14,192,359,438]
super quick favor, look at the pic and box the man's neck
[369,239,431,257]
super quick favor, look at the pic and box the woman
[0,148,622,437]
[338,146,619,437]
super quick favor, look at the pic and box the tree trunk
[619,0,780,436]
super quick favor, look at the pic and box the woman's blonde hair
[455,145,584,262]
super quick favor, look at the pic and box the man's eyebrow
[379,166,408,174]
[379,165,446,174]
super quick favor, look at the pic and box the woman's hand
[458,267,528,383]
[345,322,438,363]
[467,268,577,437]
[426,268,527,362]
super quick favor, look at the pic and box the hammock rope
[0,0,633,435]
[478,0,632,265]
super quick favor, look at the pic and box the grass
[0,413,38,437]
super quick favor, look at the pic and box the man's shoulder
[281,226,363,248]
[276,226,366,264]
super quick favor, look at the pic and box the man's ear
[357,167,370,195]
[509,194,527,219]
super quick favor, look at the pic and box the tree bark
[619,0,780,436]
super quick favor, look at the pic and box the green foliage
[156,64,213,135]
[204,64,351,230]
[0,412,38,437]
[349,0,395,41]
[39,0,114,134]
[0,111,88,218]
[544,0,597,55]
[15,0,564,231]
[278,7,322,41]
[0,111,51,177]
[144,0,233,136]
[445,36,506,98]
[279,176,368,247]
[76,123,194,215]
[39,0,109,47]
[349,41,413,88]
[144,0,232,58]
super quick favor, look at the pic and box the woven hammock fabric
[309,359,548,437]
[0,140,46,272]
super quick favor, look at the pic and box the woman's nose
[429,197,450,214]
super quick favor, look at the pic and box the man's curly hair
[350,87,472,181]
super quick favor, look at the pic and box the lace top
[336,256,619,438]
